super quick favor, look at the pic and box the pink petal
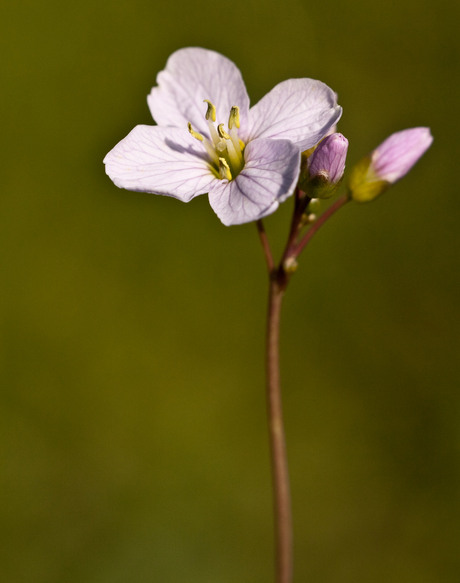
[246,78,342,151]
[208,138,300,226]
[147,48,250,138]
[371,127,433,183]
[103,125,217,201]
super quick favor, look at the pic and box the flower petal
[208,138,300,226]
[147,48,250,137]
[371,127,433,183]
[246,79,342,151]
[103,125,217,201]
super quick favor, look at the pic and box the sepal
[348,156,390,203]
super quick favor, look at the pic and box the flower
[104,48,342,226]
[307,132,348,197]
[349,127,433,203]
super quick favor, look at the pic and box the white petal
[247,78,342,151]
[147,48,250,137]
[208,138,300,226]
[103,125,217,201]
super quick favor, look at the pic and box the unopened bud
[283,257,298,273]
[349,127,433,203]
[307,198,321,214]
[308,133,348,198]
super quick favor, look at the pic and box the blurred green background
[1,0,459,581]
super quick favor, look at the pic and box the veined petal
[371,127,433,183]
[208,138,300,226]
[246,78,342,151]
[147,48,250,137]
[103,125,217,201]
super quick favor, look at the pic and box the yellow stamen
[217,124,230,140]
[187,101,245,181]
[203,100,216,122]
[228,106,240,129]
[219,158,232,180]
[228,127,244,158]
[207,121,219,147]
[225,136,244,169]
[188,122,204,141]
[202,139,220,165]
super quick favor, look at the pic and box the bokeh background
[1,0,459,581]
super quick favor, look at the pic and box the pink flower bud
[349,127,433,202]
[371,127,433,183]
[309,133,348,184]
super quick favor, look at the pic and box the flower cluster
[102,49,435,583]
[104,48,432,225]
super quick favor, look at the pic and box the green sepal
[308,173,342,199]
[348,155,390,203]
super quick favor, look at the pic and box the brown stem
[256,191,350,583]
[266,273,292,583]
[256,219,275,272]
[288,194,349,260]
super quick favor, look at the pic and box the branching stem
[256,193,349,583]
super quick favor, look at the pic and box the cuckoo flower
[104,48,342,226]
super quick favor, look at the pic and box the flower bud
[307,133,348,198]
[349,127,433,203]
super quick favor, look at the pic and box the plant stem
[288,194,349,259]
[266,272,292,583]
[256,220,275,271]
[256,192,348,583]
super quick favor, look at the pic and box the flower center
[188,100,246,180]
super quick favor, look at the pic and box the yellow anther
[228,106,240,129]
[217,124,230,140]
[188,122,204,142]
[219,158,232,180]
[203,99,216,122]
[188,100,245,182]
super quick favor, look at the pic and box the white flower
[104,48,342,225]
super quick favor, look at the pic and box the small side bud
[283,257,298,273]
[307,133,348,198]
[307,198,321,214]
[349,127,433,203]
